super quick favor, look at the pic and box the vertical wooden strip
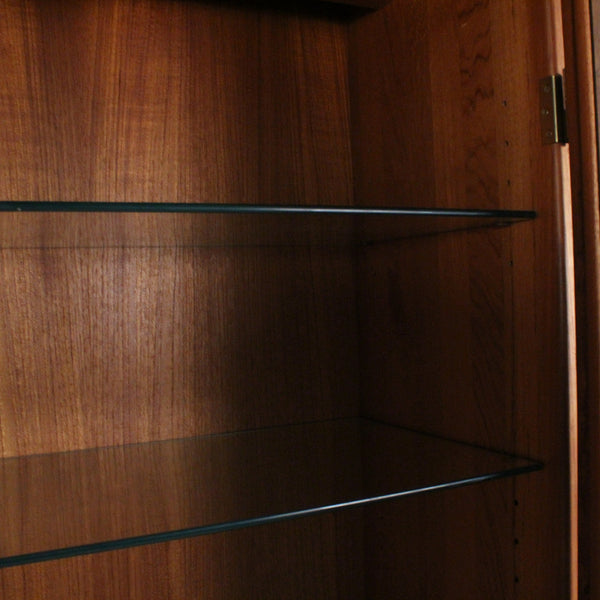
[508,1,576,597]
[563,0,599,596]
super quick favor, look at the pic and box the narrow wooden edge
[562,0,600,597]
[543,1,580,596]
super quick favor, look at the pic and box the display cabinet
[0,0,576,598]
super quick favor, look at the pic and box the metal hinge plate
[540,74,568,145]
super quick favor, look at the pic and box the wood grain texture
[0,514,364,600]
[350,0,575,597]
[357,227,515,450]
[563,0,600,597]
[0,0,352,207]
[364,481,516,599]
[0,0,578,597]
[0,1,361,596]
[349,0,436,208]
[509,0,577,596]
[0,420,370,561]
[0,246,359,457]
[0,0,358,457]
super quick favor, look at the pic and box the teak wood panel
[0,513,365,600]
[0,0,352,207]
[364,480,516,598]
[0,0,359,458]
[0,246,359,457]
[0,1,578,599]
[564,0,600,596]
[358,229,521,599]
[350,0,575,598]
[0,2,362,596]
[357,228,516,449]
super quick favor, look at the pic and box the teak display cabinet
[0,0,576,598]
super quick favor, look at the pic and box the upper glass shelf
[0,202,535,248]
[0,417,541,568]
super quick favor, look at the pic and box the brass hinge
[540,74,568,145]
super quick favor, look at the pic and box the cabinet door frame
[564,0,600,598]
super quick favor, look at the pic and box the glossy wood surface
[0,2,361,595]
[566,0,600,596]
[350,0,575,597]
[0,0,352,207]
[0,0,358,458]
[0,246,358,457]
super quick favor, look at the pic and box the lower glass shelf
[0,418,542,568]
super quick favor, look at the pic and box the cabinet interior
[0,0,573,598]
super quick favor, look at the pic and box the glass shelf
[0,202,535,248]
[0,418,542,568]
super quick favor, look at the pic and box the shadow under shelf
[0,202,535,248]
[0,418,542,568]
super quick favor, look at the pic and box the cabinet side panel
[363,482,514,599]
[357,229,515,450]
[358,229,518,600]
[351,0,573,598]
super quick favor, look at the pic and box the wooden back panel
[0,0,352,206]
[0,512,365,600]
[0,2,360,596]
[0,246,359,457]
[0,0,358,458]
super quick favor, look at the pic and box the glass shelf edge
[0,461,542,569]
[0,201,536,219]
[0,202,536,248]
[0,419,542,569]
